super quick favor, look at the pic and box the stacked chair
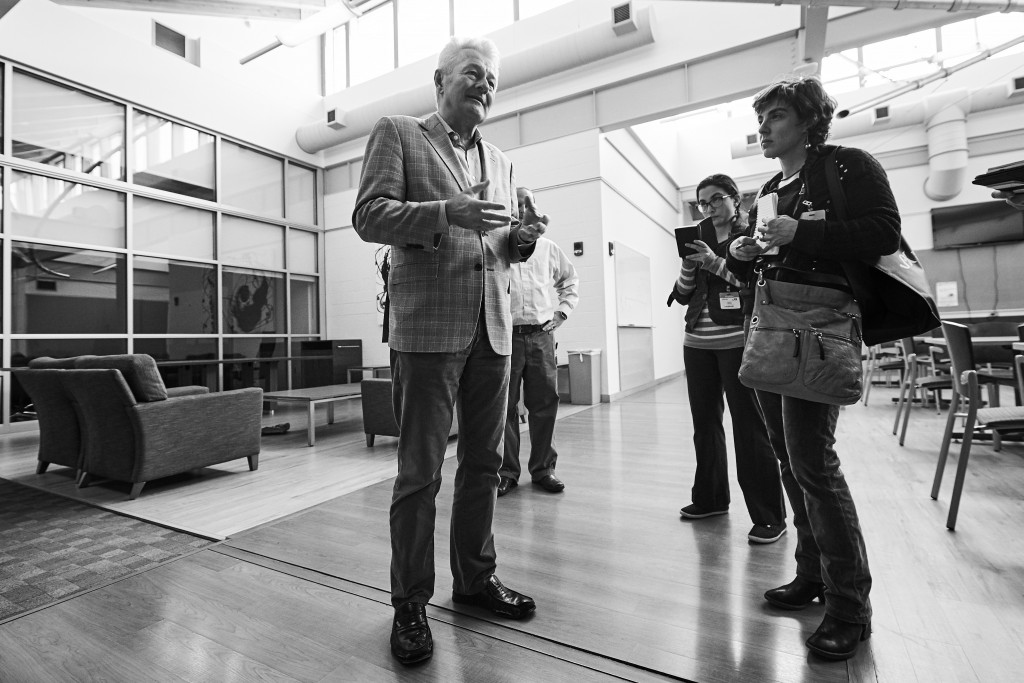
[893,337,953,446]
[930,322,1024,530]
[862,342,904,406]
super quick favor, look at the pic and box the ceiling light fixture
[240,1,361,65]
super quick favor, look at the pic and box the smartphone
[674,225,701,257]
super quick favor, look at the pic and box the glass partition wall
[1,62,324,429]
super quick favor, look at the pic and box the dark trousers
[684,345,785,525]
[755,390,872,624]
[501,330,559,481]
[389,321,510,607]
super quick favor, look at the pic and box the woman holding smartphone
[668,173,786,545]
[728,75,902,661]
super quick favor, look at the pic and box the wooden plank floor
[1,377,1023,681]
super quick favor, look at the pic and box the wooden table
[263,384,362,446]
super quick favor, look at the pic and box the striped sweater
[675,256,745,350]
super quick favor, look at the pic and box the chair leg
[36,461,49,474]
[247,454,259,471]
[899,385,914,447]
[366,433,375,447]
[986,384,1002,451]
[128,482,146,500]
[893,363,915,436]
[946,409,977,531]
[78,472,92,488]
[863,366,874,406]
[931,389,961,499]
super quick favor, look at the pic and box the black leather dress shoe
[452,575,536,619]
[497,477,518,497]
[390,602,432,665]
[806,614,871,660]
[764,576,826,610]
[533,474,565,493]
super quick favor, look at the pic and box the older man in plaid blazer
[353,36,547,665]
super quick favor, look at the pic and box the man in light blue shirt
[499,187,579,496]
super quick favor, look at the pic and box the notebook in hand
[674,225,701,257]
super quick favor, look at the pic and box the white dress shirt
[510,237,579,325]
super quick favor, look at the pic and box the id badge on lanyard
[719,291,741,310]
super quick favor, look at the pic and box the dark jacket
[670,219,745,329]
[727,144,902,289]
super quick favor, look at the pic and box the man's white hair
[435,36,500,105]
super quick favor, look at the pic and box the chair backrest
[360,378,398,437]
[941,321,975,395]
[13,369,82,469]
[59,369,139,480]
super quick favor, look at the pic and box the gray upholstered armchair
[361,377,457,447]
[63,368,263,499]
[15,354,210,483]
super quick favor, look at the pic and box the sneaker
[748,523,787,544]
[679,504,728,519]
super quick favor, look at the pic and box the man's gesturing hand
[517,193,549,244]
[445,180,512,233]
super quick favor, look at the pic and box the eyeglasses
[697,194,730,212]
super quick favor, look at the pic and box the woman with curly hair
[728,75,902,660]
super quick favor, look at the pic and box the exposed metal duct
[923,91,968,200]
[837,33,1024,117]
[662,0,1024,11]
[295,5,657,153]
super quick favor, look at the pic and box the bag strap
[824,146,848,221]
[759,263,850,289]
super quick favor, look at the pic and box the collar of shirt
[437,113,481,150]
[436,112,483,184]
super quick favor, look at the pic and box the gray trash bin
[566,349,601,405]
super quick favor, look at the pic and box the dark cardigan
[727,144,902,287]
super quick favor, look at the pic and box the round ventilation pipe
[923,93,968,202]
[296,6,656,153]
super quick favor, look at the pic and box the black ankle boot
[806,614,871,660]
[764,576,826,610]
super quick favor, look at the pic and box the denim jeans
[755,390,873,624]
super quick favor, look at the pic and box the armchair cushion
[74,354,168,402]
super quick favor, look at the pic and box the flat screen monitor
[930,201,1024,250]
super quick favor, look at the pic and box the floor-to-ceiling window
[1,62,323,428]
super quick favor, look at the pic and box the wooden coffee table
[263,384,361,446]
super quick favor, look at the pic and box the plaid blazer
[353,113,525,355]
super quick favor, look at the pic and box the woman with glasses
[728,75,901,661]
[667,173,786,545]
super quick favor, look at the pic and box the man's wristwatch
[555,311,567,321]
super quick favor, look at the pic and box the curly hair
[752,75,837,149]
